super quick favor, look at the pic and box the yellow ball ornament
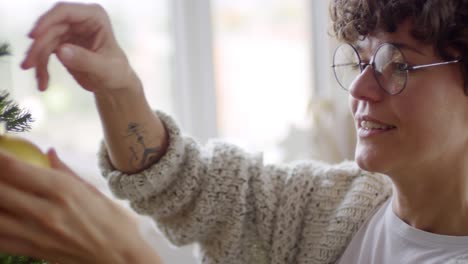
[0,122,49,168]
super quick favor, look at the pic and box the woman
[1,0,468,263]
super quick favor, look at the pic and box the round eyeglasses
[331,43,461,95]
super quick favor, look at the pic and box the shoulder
[285,160,393,215]
[263,159,392,212]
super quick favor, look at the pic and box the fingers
[56,43,106,75]
[0,224,76,264]
[0,153,92,260]
[23,2,114,91]
[0,150,66,198]
[0,183,53,255]
[29,2,108,39]
[0,148,102,208]
[22,24,69,69]
[35,56,50,92]
[47,148,76,175]
[21,24,69,91]
[0,150,96,262]
[22,2,132,93]
[0,175,50,219]
[0,233,44,261]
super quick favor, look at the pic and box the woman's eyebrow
[390,42,426,56]
[355,42,426,57]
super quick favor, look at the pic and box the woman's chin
[355,157,381,173]
[354,147,391,174]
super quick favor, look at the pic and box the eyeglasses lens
[373,44,407,95]
[333,44,360,91]
[333,43,408,95]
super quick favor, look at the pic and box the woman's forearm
[94,76,168,174]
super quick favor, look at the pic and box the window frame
[170,0,332,142]
[170,0,219,143]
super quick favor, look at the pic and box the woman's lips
[356,115,397,138]
[358,126,397,138]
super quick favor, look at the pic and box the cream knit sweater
[98,111,393,264]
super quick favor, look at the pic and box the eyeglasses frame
[331,43,462,95]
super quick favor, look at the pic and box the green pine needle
[0,91,33,133]
[0,254,49,264]
[0,43,33,132]
[0,43,9,57]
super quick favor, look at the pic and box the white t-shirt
[337,198,468,264]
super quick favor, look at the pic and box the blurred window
[212,0,312,163]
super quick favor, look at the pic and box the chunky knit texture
[98,111,393,264]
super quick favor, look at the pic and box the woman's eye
[395,63,408,72]
[350,63,361,70]
[359,63,370,71]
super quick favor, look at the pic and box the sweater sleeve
[97,111,364,262]
[98,111,288,246]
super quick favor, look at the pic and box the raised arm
[22,2,168,173]
[94,78,168,173]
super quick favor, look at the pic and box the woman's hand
[0,149,161,264]
[21,2,139,94]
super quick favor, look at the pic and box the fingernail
[47,148,57,157]
[40,84,48,92]
[39,82,47,92]
[28,26,36,36]
[60,46,73,60]
[20,60,29,69]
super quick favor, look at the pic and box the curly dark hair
[330,0,468,94]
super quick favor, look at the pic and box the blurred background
[0,0,355,262]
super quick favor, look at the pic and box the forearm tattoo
[126,122,161,168]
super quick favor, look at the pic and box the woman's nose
[348,65,385,102]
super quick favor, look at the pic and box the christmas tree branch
[0,43,33,132]
[0,91,33,133]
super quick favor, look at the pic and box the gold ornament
[0,122,49,168]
